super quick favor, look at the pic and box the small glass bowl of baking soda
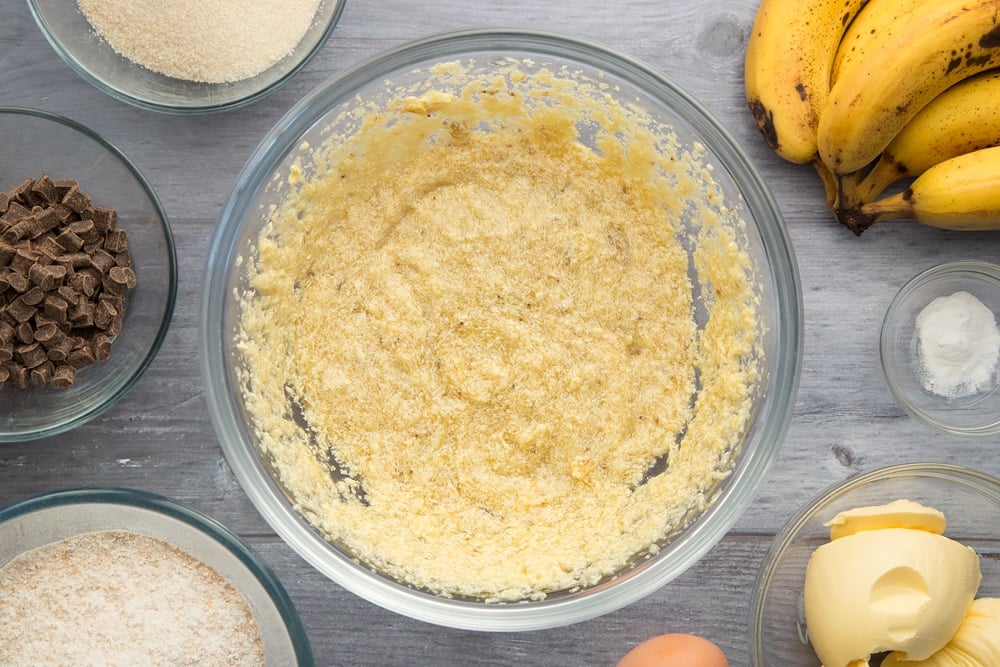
[881,260,1000,437]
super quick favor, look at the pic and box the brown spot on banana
[965,53,995,69]
[748,99,780,151]
[980,24,1000,48]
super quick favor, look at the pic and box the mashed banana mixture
[237,61,760,601]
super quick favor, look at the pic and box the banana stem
[855,156,906,203]
[813,159,839,213]
[814,160,864,221]
[836,169,862,211]
[838,190,916,235]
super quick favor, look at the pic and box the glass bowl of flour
[0,488,312,664]
[27,0,346,113]
[881,260,1000,437]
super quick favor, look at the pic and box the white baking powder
[915,290,1000,398]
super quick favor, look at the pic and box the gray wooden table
[3,1,999,665]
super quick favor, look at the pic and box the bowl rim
[0,486,314,665]
[880,259,1000,437]
[749,461,1000,665]
[200,27,803,631]
[25,0,348,114]
[0,106,178,443]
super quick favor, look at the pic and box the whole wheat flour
[0,530,265,665]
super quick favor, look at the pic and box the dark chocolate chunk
[68,269,98,296]
[30,360,54,387]
[45,335,74,362]
[90,248,116,274]
[57,252,92,270]
[5,270,30,293]
[94,298,117,330]
[50,364,75,389]
[69,219,100,243]
[103,228,128,253]
[60,183,91,213]
[30,175,58,205]
[33,322,59,344]
[90,206,117,232]
[5,295,37,323]
[7,363,29,389]
[93,333,112,361]
[107,265,137,291]
[55,227,85,252]
[0,241,16,265]
[42,294,69,322]
[1,200,31,224]
[1,175,131,388]
[57,285,79,306]
[69,301,95,328]
[14,321,34,344]
[28,263,67,291]
[67,344,95,369]
[20,286,46,307]
[35,235,66,260]
[16,342,48,369]
[10,247,39,274]
[0,320,13,346]
[29,207,63,238]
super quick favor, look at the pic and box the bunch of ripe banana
[744,0,1000,235]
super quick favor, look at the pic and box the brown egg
[616,633,729,667]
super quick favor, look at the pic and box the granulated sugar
[76,0,323,83]
[0,530,265,665]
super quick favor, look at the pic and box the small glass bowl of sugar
[881,260,1000,437]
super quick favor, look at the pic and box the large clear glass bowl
[201,29,802,631]
[751,463,1000,665]
[0,487,313,665]
[0,108,176,442]
[27,0,347,113]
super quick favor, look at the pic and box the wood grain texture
[2,0,1000,665]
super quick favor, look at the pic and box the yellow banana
[855,69,1000,203]
[817,0,1000,175]
[830,0,929,86]
[840,145,1000,234]
[744,0,869,164]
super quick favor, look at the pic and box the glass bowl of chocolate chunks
[0,108,176,442]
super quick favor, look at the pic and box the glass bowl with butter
[751,463,1000,666]
[202,29,802,630]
